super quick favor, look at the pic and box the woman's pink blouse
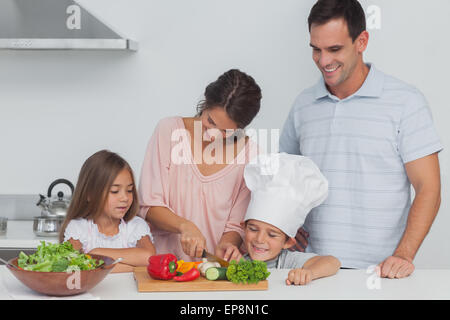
[138,116,257,260]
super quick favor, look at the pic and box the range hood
[0,0,138,50]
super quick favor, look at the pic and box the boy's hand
[215,243,242,262]
[286,268,314,286]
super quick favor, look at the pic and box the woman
[138,69,261,261]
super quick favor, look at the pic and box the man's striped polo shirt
[279,63,443,268]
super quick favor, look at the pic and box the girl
[60,150,156,273]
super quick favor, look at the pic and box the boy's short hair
[308,0,366,42]
[244,220,291,242]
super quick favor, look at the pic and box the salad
[18,241,104,272]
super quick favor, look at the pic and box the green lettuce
[17,241,103,272]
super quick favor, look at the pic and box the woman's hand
[179,221,207,258]
[147,207,206,258]
[215,243,242,262]
[216,231,243,262]
[286,268,314,286]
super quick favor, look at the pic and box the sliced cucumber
[205,267,228,281]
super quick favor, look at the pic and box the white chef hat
[243,152,328,238]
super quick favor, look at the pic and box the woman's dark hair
[196,69,262,129]
[308,0,366,42]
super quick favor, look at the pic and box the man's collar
[314,76,329,100]
[314,63,384,100]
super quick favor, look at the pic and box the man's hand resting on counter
[378,255,415,279]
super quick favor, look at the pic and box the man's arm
[379,152,441,278]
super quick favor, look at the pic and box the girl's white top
[63,216,153,253]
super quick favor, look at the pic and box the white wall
[0,0,448,268]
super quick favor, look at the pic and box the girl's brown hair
[59,150,139,243]
[196,69,262,129]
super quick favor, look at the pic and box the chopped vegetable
[147,254,178,280]
[205,267,228,281]
[17,241,103,272]
[226,259,270,284]
[177,261,201,273]
[51,258,69,272]
[176,260,185,271]
[198,258,221,277]
[173,267,200,282]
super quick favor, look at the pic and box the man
[279,0,442,278]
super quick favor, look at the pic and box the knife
[201,249,229,267]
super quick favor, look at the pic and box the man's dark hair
[308,0,366,42]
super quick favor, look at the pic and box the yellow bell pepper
[177,261,202,273]
[176,260,185,272]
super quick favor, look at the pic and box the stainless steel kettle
[36,179,75,217]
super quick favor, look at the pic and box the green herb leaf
[226,258,270,284]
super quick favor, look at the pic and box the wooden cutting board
[133,267,268,292]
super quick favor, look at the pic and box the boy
[241,152,341,285]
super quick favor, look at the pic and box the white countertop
[1,267,450,300]
[1,220,449,300]
[0,220,58,248]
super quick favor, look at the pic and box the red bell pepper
[147,254,178,280]
[173,267,200,282]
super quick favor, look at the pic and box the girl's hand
[179,221,207,258]
[215,243,242,262]
[286,268,314,286]
[111,263,135,273]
